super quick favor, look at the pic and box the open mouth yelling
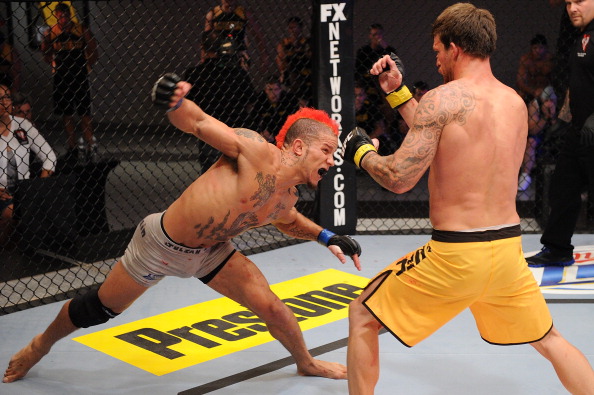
[318,168,328,177]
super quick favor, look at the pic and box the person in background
[0,85,56,247]
[201,0,267,73]
[0,31,21,91]
[518,86,558,192]
[355,23,397,101]
[527,0,594,267]
[516,34,557,192]
[275,16,313,107]
[411,80,429,102]
[354,81,396,156]
[516,34,555,104]
[11,92,33,122]
[41,2,98,164]
[249,76,300,143]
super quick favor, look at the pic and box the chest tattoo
[250,172,276,208]
[194,210,260,242]
[266,201,286,220]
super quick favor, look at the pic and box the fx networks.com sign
[313,1,357,234]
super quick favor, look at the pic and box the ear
[449,42,461,59]
[292,138,305,156]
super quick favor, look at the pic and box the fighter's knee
[530,326,560,357]
[348,297,366,321]
[68,288,120,328]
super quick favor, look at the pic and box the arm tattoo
[366,84,475,191]
[277,221,317,240]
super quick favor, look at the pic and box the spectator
[518,86,558,192]
[249,76,300,143]
[41,2,98,164]
[0,84,56,246]
[412,80,429,102]
[549,0,580,112]
[355,23,397,100]
[202,0,267,72]
[516,34,555,104]
[526,0,594,267]
[0,31,21,91]
[275,16,313,107]
[185,30,256,171]
[11,92,32,122]
[354,82,397,156]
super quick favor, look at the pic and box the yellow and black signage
[73,269,368,376]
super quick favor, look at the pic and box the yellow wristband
[354,144,377,168]
[385,85,413,109]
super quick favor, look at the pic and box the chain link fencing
[0,0,589,314]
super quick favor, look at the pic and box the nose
[328,154,335,166]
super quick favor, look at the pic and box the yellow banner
[73,269,368,376]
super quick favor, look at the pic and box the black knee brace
[68,288,120,328]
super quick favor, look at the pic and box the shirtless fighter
[3,73,361,383]
[342,3,594,394]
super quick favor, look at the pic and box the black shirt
[569,20,594,129]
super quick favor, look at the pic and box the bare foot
[3,335,49,383]
[297,358,347,379]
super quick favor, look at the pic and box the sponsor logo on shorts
[139,220,146,237]
[142,273,164,282]
[529,245,594,294]
[73,269,367,375]
[394,245,431,276]
[163,241,203,254]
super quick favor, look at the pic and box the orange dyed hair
[275,107,339,149]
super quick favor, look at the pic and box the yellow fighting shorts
[363,225,552,347]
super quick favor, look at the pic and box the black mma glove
[579,112,594,147]
[380,53,413,109]
[318,229,362,257]
[151,73,181,111]
[342,127,377,169]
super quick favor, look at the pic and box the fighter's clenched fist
[151,73,182,111]
[371,53,412,109]
[342,127,377,169]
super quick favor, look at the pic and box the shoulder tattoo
[417,84,475,130]
[235,128,267,143]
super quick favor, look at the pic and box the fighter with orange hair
[3,74,361,384]
[275,106,339,148]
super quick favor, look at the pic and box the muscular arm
[272,207,323,241]
[166,82,269,159]
[361,85,472,193]
[273,206,362,270]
